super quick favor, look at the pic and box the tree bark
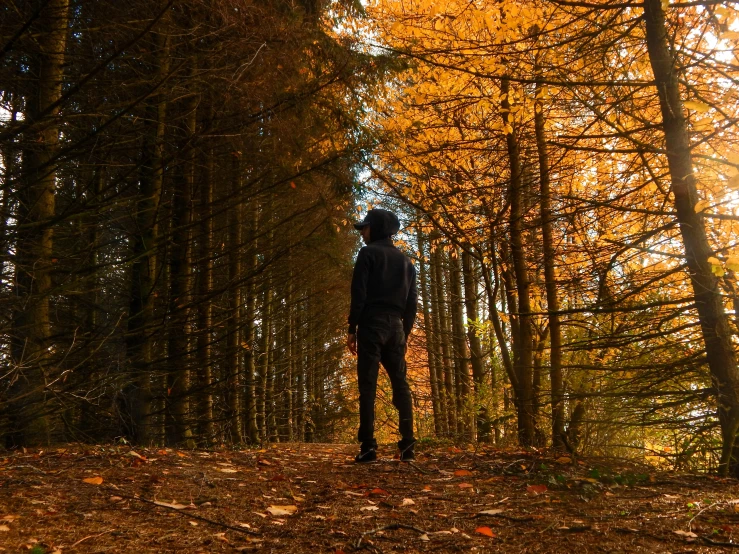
[432,245,456,434]
[450,250,472,439]
[534,74,565,450]
[225,157,244,444]
[501,77,536,447]
[7,0,70,447]
[462,251,485,404]
[196,139,214,445]
[243,201,260,443]
[417,222,443,435]
[644,0,739,474]
[123,20,170,445]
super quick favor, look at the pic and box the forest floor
[3,443,739,553]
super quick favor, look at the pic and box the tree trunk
[534,74,565,450]
[462,251,485,406]
[196,141,214,445]
[243,201,260,443]
[7,0,70,447]
[432,245,456,434]
[417,222,443,435]
[644,0,739,474]
[225,157,244,444]
[124,24,169,445]
[449,250,472,439]
[258,268,273,442]
[501,77,536,447]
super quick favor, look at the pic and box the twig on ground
[9,465,47,474]
[473,512,536,522]
[408,461,432,474]
[688,501,720,531]
[356,523,429,549]
[102,487,261,536]
[70,530,112,548]
[701,536,739,548]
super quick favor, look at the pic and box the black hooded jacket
[348,210,418,337]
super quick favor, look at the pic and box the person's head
[354,208,401,244]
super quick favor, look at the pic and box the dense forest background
[4,0,739,475]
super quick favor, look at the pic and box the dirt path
[2,443,739,552]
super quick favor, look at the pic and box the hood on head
[354,208,400,242]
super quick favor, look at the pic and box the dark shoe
[399,440,416,462]
[355,448,377,464]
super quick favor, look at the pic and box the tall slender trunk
[225,158,243,444]
[7,0,70,447]
[432,245,456,434]
[462,251,485,403]
[124,23,169,445]
[243,201,259,443]
[534,74,565,449]
[481,238,514,395]
[417,223,443,435]
[196,140,214,445]
[295,301,306,441]
[164,90,196,447]
[501,77,536,447]
[644,0,739,474]
[258,268,273,441]
[450,251,472,439]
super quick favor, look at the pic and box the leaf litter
[2,444,739,552]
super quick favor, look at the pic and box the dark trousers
[357,314,414,450]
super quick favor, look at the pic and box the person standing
[347,208,418,463]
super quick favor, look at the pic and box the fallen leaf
[555,456,571,464]
[401,498,416,506]
[526,484,547,494]
[674,530,698,538]
[0,525,9,532]
[189,521,198,526]
[109,496,123,503]
[128,451,146,460]
[360,506,379,512]
[475,526,495,538]
[458,482,473,489]
[419,534,430,541]
[369,488,389,496]
[454,469,473,477]
[1,516,18,522]
[266,505,297,516]
[218,468,238,473]
[83,476,103,485]
[478,509,504,516]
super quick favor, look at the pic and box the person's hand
[347,333,357,356]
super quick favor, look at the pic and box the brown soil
[2,443,739,553]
